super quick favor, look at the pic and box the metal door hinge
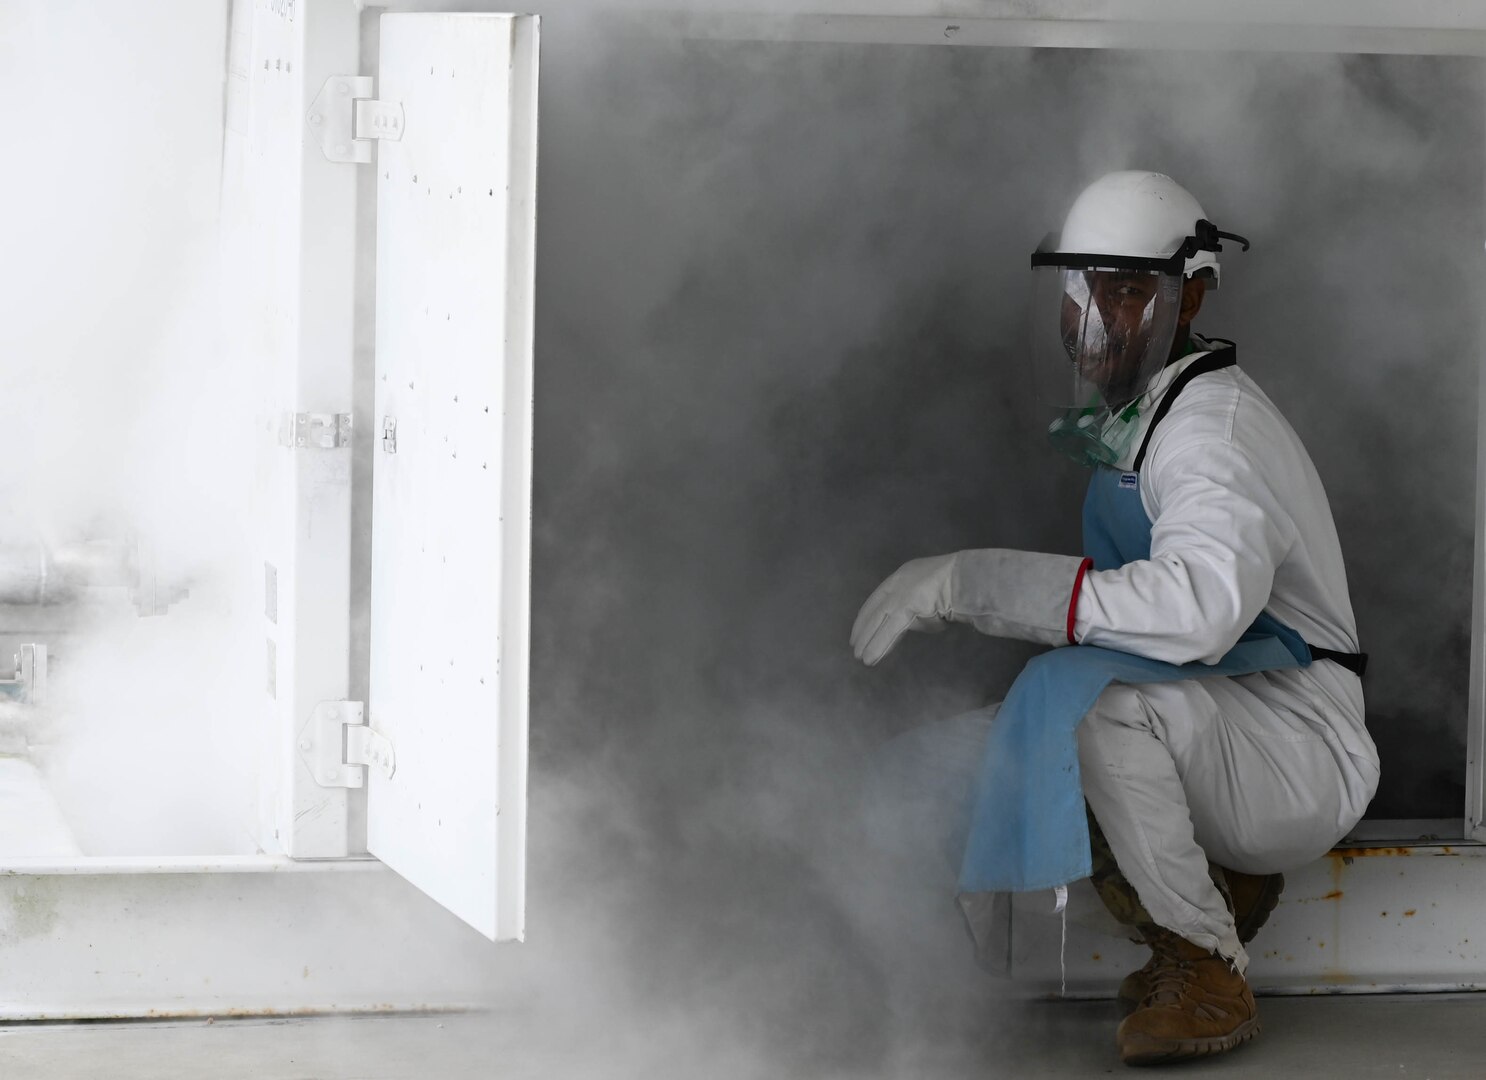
[0,644,47,705]
[297,701,396,789]
[307,76,405,164]
[280,412,352,449]
[382,416,398,454]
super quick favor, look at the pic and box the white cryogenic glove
[850,549,1087,665]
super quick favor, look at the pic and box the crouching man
[851,172,1379,1066]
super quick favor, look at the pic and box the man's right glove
[850,548,1088,666]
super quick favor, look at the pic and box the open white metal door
[368,11,537,942]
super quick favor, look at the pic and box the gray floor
[2,995,1484,1079]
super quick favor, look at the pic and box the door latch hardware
[280,412,352,449]
[346,724,396,778]
[306,76,405,165]
[354,98,405,142]
[0,644,47,706]
[382,416,398,454]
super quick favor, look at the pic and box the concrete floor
[3,995,1485,1079]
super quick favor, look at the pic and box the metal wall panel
[219,0,362,857]
[0,862,497,1019]
[1011,845,1486,996]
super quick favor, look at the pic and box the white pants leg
[1076,668,1374,973]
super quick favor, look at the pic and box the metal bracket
[280,412,352,450]
[0,644,47,705]
[382,416,398,454]
[296,701,396,789]
[306,76,404,165]
[346,724,396,778]
[355,97,405,143]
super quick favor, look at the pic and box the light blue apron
[956,349,1321,894]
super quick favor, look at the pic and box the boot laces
[1142,934,1199,1008]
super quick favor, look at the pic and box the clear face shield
[1030,265,1183,468]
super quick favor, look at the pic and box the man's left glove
[850,549,1087,666]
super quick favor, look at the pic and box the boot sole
[1119,1017,1261,1066]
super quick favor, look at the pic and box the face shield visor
[1029,263,1183,468]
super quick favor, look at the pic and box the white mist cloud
[2,2,1473,1065]
[0,0,251,855]
[515,24,1481,1074]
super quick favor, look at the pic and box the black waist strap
[1307,645,1368,677]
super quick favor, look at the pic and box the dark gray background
[532,36,1481,831]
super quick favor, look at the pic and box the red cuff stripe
[1067,557,1094,645]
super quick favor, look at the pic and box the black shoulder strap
[1126,342,1370,678]
[1131,345,1237,473]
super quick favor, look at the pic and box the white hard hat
[1034,171,1248,288]
[1026,171,1250,467]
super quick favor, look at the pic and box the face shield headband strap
[1029,218,1252,273]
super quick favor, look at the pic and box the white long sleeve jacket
[1070,343,1379,804]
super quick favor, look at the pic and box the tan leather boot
[1116,869,1283,1013]
[1116,931,1260,1066]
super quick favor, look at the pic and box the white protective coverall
[1068,341,1379,967]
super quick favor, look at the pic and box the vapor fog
[1,1,1481,1072]
[502,18,1483,1074]
[0,1,257,854]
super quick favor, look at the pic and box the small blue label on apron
[1119,472,1139,490]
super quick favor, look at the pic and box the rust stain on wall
[1331,846,1414,859]
[1295,889,1349,905]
